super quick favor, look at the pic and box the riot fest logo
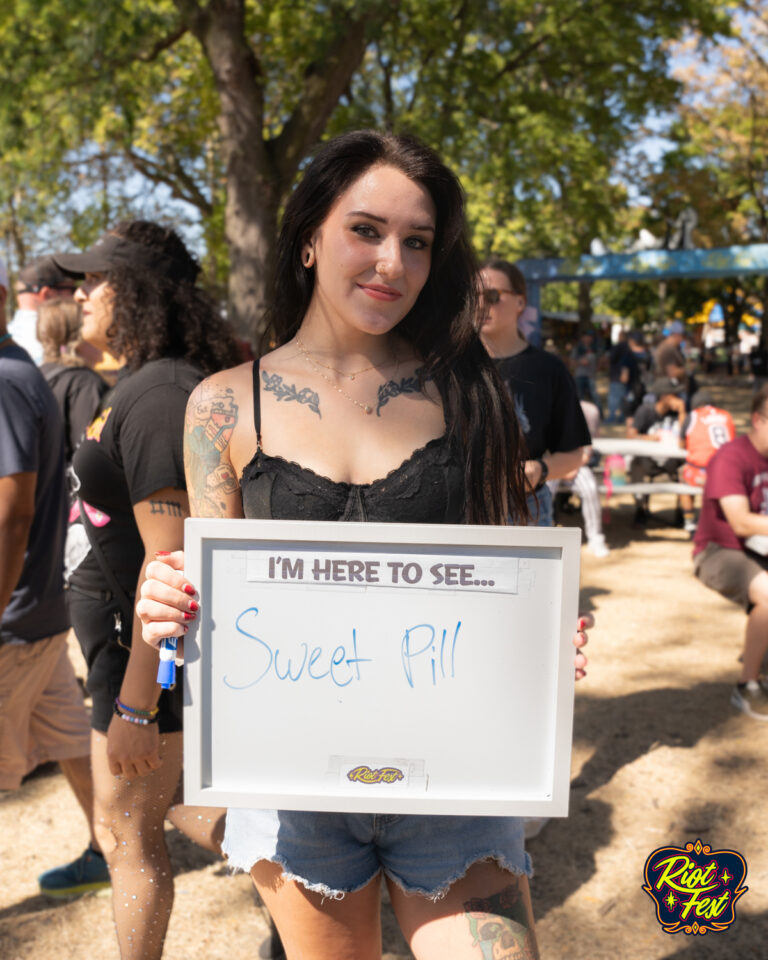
[643,839,748,935]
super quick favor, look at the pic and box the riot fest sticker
[643,839,748,935]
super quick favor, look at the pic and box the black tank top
[240,360,466,523]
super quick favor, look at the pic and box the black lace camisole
[240,360,466,523]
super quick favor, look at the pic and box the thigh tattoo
[464,884,536,960]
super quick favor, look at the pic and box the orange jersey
[682,405,736,487]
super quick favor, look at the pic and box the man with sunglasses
[478,261,590,528]
[693,383,768,720]
[8,256,78,364]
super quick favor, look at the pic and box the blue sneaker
[37,845,111,898]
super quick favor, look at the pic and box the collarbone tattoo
[262,370,321,418]
[376,366,431,416]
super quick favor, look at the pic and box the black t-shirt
[41,363,108,464]
[0,344,69,643]
[608,342,637,384]
[494,345,591,460]
[68,358,203,596]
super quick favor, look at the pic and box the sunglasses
[17,283,77,295]
[480,288,517,305]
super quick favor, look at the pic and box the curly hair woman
[48,222,242,958]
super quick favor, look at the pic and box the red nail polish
[183,584,196,596]
[578,618,587,630]
[189,600,199,612]
[155,551,171,557]
[183,612,195,621]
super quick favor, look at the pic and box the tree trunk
[577,280,593,333]
[181,0,273,344]
[225,173,279,347]
[181,0,381,346]
[658,279,667,326]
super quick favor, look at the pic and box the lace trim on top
[239,433,448,493]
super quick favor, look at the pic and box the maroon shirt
[693,434,768,556]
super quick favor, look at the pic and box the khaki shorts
[0,633,91,790]
[694,543,768,611]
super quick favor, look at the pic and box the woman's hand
[574,612,592,681]
[136,550,197,660]
[106,714,161,778]
[523,459,544,490]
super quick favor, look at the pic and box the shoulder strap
[251,358,262,451]
[77,501,135,624]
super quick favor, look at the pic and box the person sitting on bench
[627,377,687,526]
[693,383,768,720]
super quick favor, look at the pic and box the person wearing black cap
[8,255,78,364]
[626,377,688,526]
[50,221,244,959]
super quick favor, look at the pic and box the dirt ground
[2,376,767,960]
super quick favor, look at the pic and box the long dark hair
[102,220,241,374]
[263,130,527,524]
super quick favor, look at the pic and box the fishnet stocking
[91,730,224,959]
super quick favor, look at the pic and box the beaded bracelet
[113,700,159,725]
[115,697,159,719]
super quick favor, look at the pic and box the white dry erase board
[183,518,581,817]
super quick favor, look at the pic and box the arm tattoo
[184,384,240,517]
[149,499,184,517]
[376,366,432,416]
[262,371,321,418]
[464,885,537,960]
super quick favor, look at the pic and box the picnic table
[590,437,700,498]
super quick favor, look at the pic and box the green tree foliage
[619,3,768,339]
[0,0,726,339]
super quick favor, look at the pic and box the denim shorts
[222,809,531,899]
[510,485,554,528]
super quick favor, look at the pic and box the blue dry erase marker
[157,637,177,689]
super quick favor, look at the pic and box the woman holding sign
[138,131,587,959]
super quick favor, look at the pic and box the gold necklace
[300,349,376,415]
[295,336,396,381]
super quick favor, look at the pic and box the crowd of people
[0,127,765,960]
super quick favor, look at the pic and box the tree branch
[123,146,213,216]
[491,5,589,84]
[178,0,267,171]
[272,4,395,189]
[134,24,189,62]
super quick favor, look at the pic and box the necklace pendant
[364,405,373,415]
[349,374,356,381]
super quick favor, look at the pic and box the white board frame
[183,518,581,817]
